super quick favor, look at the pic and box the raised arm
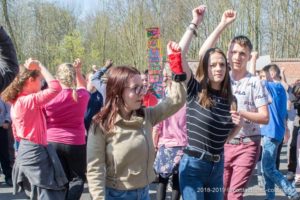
[23,58,62,106]
[148,41,186,126]
[178,5,206,83]
[0,27,19,93]
[73,58,87,88]
[280,67,289,91]
[249,51,259,75]
[198,10,237,60]
[91,60,113,93]
[25,58,55,84]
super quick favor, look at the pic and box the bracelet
[190,22,198,29]
[187,26,198,37]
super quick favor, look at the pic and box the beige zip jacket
[87,81,186,200]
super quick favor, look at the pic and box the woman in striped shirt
[177,5,243,200]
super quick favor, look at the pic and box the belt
[227,135,261,145]
[183,149,221,163]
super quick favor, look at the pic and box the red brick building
[272,58,300,85]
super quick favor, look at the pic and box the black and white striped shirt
[187,75,235,155]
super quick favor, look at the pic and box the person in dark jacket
[0,26,19,93]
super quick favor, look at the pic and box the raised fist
[192,5,206,26]
[167,41,181,56]
[221,10,237,26]
[73,58,82,69]
[167,41,186,82]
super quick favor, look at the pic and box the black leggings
[156,173,180,200]
[48,142,86,200]
[0,127,12,179]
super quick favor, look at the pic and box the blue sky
[46,0,101,18]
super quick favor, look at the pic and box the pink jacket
[11,80,62,145]
[156,104,187,148]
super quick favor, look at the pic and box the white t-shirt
[231,72,268,137]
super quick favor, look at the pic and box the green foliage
[60,31,85,64]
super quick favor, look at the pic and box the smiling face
[208,52,227,90]
[122,74,146,113]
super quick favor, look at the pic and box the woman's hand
[191,5,206,27]
[24,58,41,71]
[230,110,244,127]
[73,58,82,69]
[167,41,186,82]
[167,41,181,55]
[221,10,237,26]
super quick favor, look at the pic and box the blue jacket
[261,81,287,141]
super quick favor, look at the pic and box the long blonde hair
[56,63,78,102]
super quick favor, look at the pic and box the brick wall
[186,59,300,85]
[272,59,300,85]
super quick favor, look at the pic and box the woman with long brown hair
[2,58,67,199]
[86,42,186,200]
[176,5,243,200]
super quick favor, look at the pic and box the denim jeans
[179,154,224,200]
[262,136,298,200]
[105,186,150,200]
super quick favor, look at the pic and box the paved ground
[0,144,298,200]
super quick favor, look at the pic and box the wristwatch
[172,72,186,82]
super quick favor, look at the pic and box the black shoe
[5,177,13,186]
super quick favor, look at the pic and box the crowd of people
[1,4,300,200]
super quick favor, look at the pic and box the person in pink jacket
[2,58,67,199]
[153,66,187,200]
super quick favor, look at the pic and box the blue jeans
[179,154,224,200]
[105,186,150,200]
[262,136,298,200]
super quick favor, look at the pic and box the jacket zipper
[143,128,149,184]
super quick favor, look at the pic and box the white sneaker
[257,175,265,188]
[295,175,300,186]
[287,171,295,181]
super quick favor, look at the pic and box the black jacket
[0,27,19,93]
